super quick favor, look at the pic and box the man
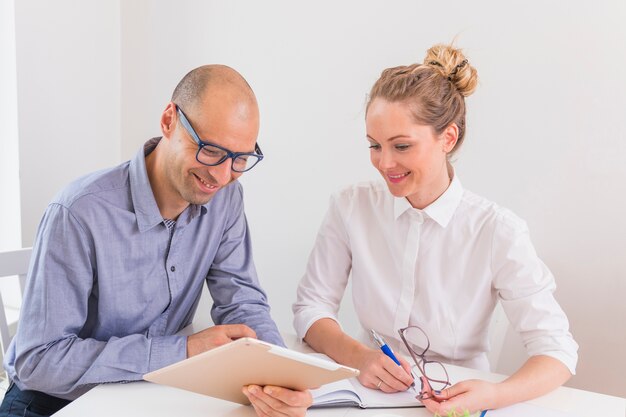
[1,65,311,417]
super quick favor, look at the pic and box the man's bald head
[171,65,258,118]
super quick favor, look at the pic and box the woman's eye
[395,144,410,151]
[368,144,381,150]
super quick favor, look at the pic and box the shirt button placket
[393,210,424,332]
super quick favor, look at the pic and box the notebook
[311,376,423,409]
[143,337,359,405]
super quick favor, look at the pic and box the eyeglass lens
[198,144,261,172]
[402,327,450,391]
[402,326,429,355]
[417,362,449,391]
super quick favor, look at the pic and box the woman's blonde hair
[366,44,478,157]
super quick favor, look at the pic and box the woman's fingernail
[248,386,258,394]
[434,390,441,394]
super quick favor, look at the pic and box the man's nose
[208,158,234,186]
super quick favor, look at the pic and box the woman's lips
[387,172,410,184]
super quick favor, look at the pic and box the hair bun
[423,44,478,97]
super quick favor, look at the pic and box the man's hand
[186,324,256,357]
[243,385,312,417]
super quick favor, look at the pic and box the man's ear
[160,102,178,139]
[441,123,459,153]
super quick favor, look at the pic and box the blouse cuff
[294,312,342,341]
[537,350,577,375]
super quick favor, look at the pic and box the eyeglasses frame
[175,104,264,173]
[397,325,451,400]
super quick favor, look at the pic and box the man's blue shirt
[4,138,282,400]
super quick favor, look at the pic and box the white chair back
[0,248,31,356]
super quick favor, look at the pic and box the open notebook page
[311,374,421,408]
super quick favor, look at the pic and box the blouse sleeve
[491,211,579,374]
[292,193,353,341]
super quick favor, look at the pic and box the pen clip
[370,329,385,348]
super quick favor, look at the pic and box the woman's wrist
[347,343,376,370]
[490,379,515,409]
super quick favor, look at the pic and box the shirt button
[170,266,176,272]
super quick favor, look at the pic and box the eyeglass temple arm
[398,331,427,378]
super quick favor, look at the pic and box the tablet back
[143,337,359,404]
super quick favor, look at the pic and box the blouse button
[170,266,176,272]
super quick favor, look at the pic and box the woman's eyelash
[368,143,411,150]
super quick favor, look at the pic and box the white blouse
[293,176,578,373]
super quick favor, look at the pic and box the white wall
[14,0,122,245]
[0,0,24,314]
[0,0,21,252]
[12,0,626,399]
[118,1,626,397]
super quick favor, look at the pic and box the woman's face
[365,98,455,208]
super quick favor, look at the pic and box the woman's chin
[385,184,408,198]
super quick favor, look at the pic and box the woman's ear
[441,123,459,153]
[160,102,178,138]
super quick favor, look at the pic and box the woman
[292,44,578,415]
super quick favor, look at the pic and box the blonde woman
[293,44,577,415]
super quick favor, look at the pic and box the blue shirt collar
[129,137,207,233]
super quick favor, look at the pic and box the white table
[53,331,625,417]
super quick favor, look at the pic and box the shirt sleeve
[8,203,187,400]
[205,183,283,347]
[292,193,352,341]
[491,212,579,374]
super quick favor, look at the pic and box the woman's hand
[420,377,498,416]
[242,385,312,417]
[354,348,415,393]
[304,319,414,393]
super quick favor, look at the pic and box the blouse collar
[393,169,464,228]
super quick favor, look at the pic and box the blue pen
[479,411,488,417]
[370,329,417,393]
[370,329,401,365]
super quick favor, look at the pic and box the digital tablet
[143,337,360,405]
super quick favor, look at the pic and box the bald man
[1,66,312,417]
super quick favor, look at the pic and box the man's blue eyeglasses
[175,104,264,173]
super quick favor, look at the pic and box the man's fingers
[244,385,310,417]
[243,387,270,417]
[254,391,287,416]
[188,325,257,357]
[262,386,312,408]
[222,324,257,340]
[244,386,286,417]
